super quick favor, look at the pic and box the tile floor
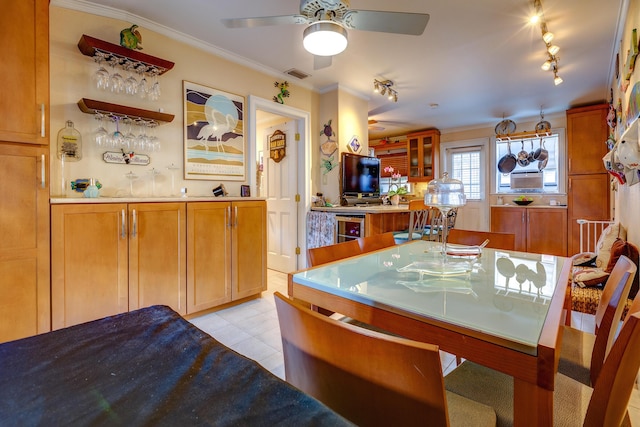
[189,269,640,424]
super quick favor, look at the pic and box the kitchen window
[451,149,482,200]
[495,133,562,193]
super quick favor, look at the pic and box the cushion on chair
[445,391,497,427]
[573,252,597,267]
[445,361,590,427]
[573,267,609,288]
[595,223,626,269]
[557,326,595,386]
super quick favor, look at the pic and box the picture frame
[240,185,251,197]
[183,81,245,181]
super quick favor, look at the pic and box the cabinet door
[232,201,267,299]
[0,144,49,342]
[51,203,128,329]
[490,207,526,252]
[407,130,440,182]
[186,202,232,313]
[0,0,49,145]
[526,208,567,256]
[566,104,608,175]
[567,174,611,255]
[128,203,186,314]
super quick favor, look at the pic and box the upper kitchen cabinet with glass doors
[407,129,440,182]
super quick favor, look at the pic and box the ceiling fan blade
[342,10,429,35]
[222,14,308,29]
[314,55,332,70]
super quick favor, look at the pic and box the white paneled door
[265,119,298,273]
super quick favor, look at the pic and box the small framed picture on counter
[241,185,250,197]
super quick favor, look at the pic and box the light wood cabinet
[566,104,611,255]
[0,0,50,344]
[187,201,266,313]
[52,203,186,329]
[491,207,567,256]
[407,129,440,182]
[0,0,49,145]
[566,104,609,175]
[0,145,50,343]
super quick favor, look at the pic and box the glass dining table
[288,240,572,427]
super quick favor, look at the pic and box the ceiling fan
[222,0,429,69]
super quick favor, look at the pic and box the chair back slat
[274,292,452,426]
[589,255,637,384]
[448,229,515,251]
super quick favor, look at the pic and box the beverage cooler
[336,215,365,242]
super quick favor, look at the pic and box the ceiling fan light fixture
[303,21,348,56]
[542,31,554,44]
[541,60,552,71]
[547,44,560,55]
[554,73,563,85]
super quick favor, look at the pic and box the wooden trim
[78,98,175,123]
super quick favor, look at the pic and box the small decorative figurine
[321,119,335,141]
[273,81,290,104]
[120,24,143,50]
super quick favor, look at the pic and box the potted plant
[384,166,407,205]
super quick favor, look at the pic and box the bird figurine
[120,24,143,50]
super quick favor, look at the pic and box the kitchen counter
[50,196,266,204]
[491,204,567,209]
[311,205,409,214]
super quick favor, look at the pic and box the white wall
[50,6,320,198]
[611,0,640,247]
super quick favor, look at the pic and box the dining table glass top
[293,240,567,351]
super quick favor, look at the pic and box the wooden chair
[558,254,636,386]
[274,292,497,427]
[428,208,458,242]
[306,239,361,267]
[357,231,397,253]
[445,284,640,427]
[447,229,515,251]
[393,200,435,243]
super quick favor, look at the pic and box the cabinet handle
[522,211,525,224]
[40,154,46,188]
[227,206,231,228]
[132,209,137,238]
[40,104,45,138]
[121,209,126,239]
[234,206,238,227]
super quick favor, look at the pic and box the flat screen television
[341,152,381,199]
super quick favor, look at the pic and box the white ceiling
[60,0,624,139]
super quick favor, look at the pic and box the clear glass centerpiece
[424,172,467,256]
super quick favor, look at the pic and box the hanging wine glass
[148,67,161,101]
[92,51,110,90]
[108,57,125,94]
[123,61,139,96]
[111,116,124,147]
[137,65,149,98]
[147,121,160,151]
[122,118,137,151]
[94,113,109,147]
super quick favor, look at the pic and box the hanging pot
[528,140,536,163]
[517,141,530,167]
[538,156,548,171]
[533,138,548,161]
[535,111,551,133]
[497,140,517,173]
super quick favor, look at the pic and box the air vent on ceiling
[284,68,310,80]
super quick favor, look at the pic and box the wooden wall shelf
[77,34,174,74]
[495,131,552,142]
[77,98,175,123]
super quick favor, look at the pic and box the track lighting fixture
[532,0,562,85]
[373,79,398,102]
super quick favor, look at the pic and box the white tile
[208,323,252,347]
[189,312,230,333]
[231,336,279,362]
